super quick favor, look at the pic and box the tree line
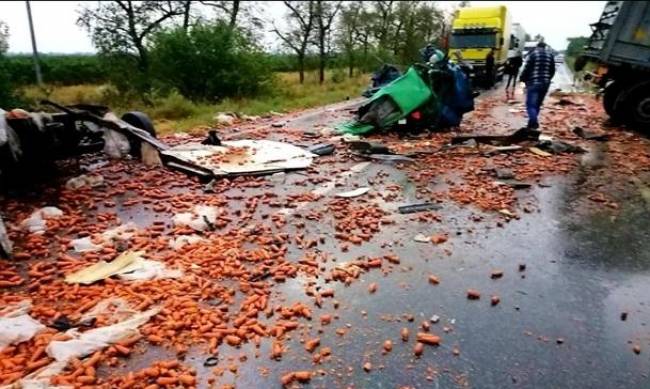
[1,0,458,107]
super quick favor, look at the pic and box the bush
[149,23,272,102]
[149,90,200,120]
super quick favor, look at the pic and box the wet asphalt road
[177,87,650,388]
[6,67,650,388]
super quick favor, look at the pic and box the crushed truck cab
[450,5,511,85]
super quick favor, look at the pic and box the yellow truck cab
[450,5,511,85]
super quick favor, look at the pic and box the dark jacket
[520,48,555,85]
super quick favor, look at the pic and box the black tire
[623,82,650,131]
[603,81,626,122]
[120,111,156,157]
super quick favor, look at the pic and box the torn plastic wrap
[20,207,64,234]
[45,306,160,362]
[172,205,220,232]
[102,129,131,159]
[0,301,46,351]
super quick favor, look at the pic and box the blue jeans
[526,83,550,128]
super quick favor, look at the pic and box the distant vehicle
[508,23,526,58]
[576,1,650,129]
[555,54,565,63]
[523,41,537,58]
[449,5,512,85]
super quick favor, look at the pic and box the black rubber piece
[204,355,220,367]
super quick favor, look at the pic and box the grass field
[20,70,369,135]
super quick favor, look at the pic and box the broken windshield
[450,33,497,48]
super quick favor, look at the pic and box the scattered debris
[336,187,370,198]
[172,205,220,232]
[20,207,63,234]
[70,236,102,253]
[414,234,431,243]
[495,179,532,189]
[308,143,335,156]
[65,174,104,190]
[573,126,608,141]
[0,300,46,350]
[491,270,504,279]
[398,203,442,214]
[529,147,552,157]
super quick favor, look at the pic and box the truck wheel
[603,81,626,122]
[623,82,650,130]
[120,112,157,157]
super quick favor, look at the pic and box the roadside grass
[20,70,369,135]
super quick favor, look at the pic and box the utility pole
[25,0,43,86]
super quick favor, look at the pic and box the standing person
[520,41,555,129]
[504,52,523,98]
[484,49,495,88]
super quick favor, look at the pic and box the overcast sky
[1,1,606,54]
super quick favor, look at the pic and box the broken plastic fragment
[335,187,370,198]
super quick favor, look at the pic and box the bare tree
[272,1,316,84]
[200,0,241,29]
[374,0,395,48]
[314,0,342,84]
[78,1,185,72]
[337,1,363,77]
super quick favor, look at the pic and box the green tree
[566,36,588,57]
[149,22,271,101]
[0,20,17,108]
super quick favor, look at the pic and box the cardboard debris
[65,251,181,284]
[65,251,138,284]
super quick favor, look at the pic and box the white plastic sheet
[117,259,183,281]
[335,187,370,198]
[102,128,130,159]
[20,207,63,234]
[0,301,46,350]
[70,237,102,253]
[65,174,104,190]
[172,205,220,232]
[169,234,204,250]
[46,306,160,362]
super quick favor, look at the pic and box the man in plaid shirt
[520,41,556,129]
